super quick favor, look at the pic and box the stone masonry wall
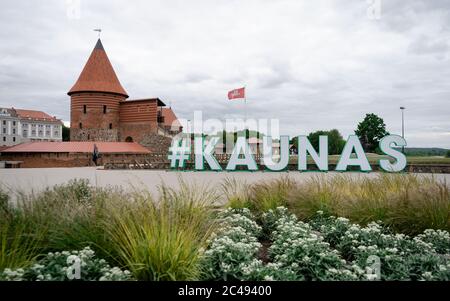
[70,128,119,142]
[140,133,173,154]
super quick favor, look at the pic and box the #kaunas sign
[169,134,407,172]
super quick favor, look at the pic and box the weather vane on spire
[93,28,102,38]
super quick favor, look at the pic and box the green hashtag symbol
[168,138,191,168]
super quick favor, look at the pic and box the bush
[1,177,449,282]
[249,177,293,214]
[224,177,293,215]
[1,247,131,281]
[201,210,262,280]
[221,177,251,209]
[106,181,217,281]
[201,208,298,281]
[309,212,450,281]
[0,221,43,272]
[267,211,362,281]
[287,174,450,235]
[2,179,218,281]
[12,180,125,262]
[0,188,8,214]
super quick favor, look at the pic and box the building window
[103,105,107,114]
[2,121,5,125]
[79,123,83,129]
[32,130,36,135]
[23,130,28,137]
[2,137,5,142]
[12,129,15,134]
[38,130,43,137]
[13,137,15,142]
[2,128,5,134]
[13,121,16,126]
[54,131,59,136]
[109,123,112,129]
[83,105,87,114]
[46,131,50,136]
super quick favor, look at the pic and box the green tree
[355,113,389,152]
[290,136,298,153]
[306,129,345,155]
[62,124,70,141]
[446,150,450,158]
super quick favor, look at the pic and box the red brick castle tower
[68,39,129,141]
[68,39,182,149]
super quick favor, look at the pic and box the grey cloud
[0,0,449,148]
[408,35,449,58]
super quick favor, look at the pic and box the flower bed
[200,207,449,281]
[0,177,448,282]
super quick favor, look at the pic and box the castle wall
[119,123,158,143]
[70,92,125,141]
[118,99,160,143]
[0,152,149,168]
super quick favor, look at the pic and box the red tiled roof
[15,109,60,122]
[68,39,128,97]
[2,142,150,154]
[161,107,181,127]
[122,98,166,106]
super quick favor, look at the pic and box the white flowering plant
[201,209,263,280]
[201,207,449,281]
[267,213,363,281]
[416,230,450,255]
[202,208,303,281]
[0,247,132,281]
[309,213,450,281]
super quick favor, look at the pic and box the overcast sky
[0,0,449,148]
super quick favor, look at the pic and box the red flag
[228,87,245,100]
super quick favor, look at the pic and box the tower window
[79,123,82,129]
[83,105,87,114]
[13,137,15,142]
[103,105,107,114]
[109,123,113,129]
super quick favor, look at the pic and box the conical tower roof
[68,39,128,97]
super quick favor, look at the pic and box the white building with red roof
[0,107,63,147]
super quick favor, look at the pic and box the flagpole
[244,86,247,140]
[244,85,247,122]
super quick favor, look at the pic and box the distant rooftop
[121,98,166,107]
[15,109,61,122]
[161,107,181,127]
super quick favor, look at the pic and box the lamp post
[400,107,405,153]
[187,119,192,140]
